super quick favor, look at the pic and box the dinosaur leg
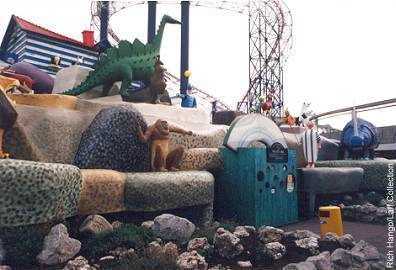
[119,71,133,97]
[101,82,113,97]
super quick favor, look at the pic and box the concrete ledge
[316,159,396,191]
[299,167,363,194]
[124,171,214,212]
[0,159,82,227]
[11,94,78,110]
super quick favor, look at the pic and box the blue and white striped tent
[0,15,98,75]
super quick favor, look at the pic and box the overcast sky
[1,0,395,130]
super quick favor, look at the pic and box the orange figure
[135,119,193,172]
[261,90,274,116]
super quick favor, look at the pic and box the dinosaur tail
[61,71,101,96]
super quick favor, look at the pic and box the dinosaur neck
[151,18,167,54]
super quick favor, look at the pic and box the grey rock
[306,251,331,270]
[79,215,113,235]
[360,214,375,223]
[176,251,208,270]
[141,220,154,230]
[377,199,387,207]
[74,106,150,172]
[0,266,11,270]
[233,226,257,252]
[213,228,243,259]
[319,232,341,252]
[376,207,387,217]
[282,261,317,270]
[63,256,95,270]
[361,203,377,214]
[237,261,253,268]
[294,230,320,240]
[258,226,285,243]
[331,248,353,268]
[187,238,209,253]
[338,234,355,249]
[295,237,319,254]
[212,221,221,229]
[152,214,195,241]
[351,240,380,260]
[37,224,81,265]
[265,242,286,260]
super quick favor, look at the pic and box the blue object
[180,1,190,94]
[217,147,298,227]
[2,51,18,64]
[147,1,157,43]
[340,118,379,159]
[126,81,146,93]
[180,94,197,108]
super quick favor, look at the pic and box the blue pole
[99,1,111,53]
[147,1,157,43]
[180,1,190,94]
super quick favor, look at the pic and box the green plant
[81,224,155,259]
[109,257,177,270]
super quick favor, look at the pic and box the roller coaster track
[90,1,292,112]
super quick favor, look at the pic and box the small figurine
[0,76,18,159]
[296,102,314,127]
[48,55,62,72]
[261,89,275,116]
[300,120,321,168]
[283,108,296,126]
[177,84,197,108]
[135,119,193,171]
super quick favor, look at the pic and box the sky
[1,0,395,130]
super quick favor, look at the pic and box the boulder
[282,261,317,270]
[74,106,150,172]
[187,238,209,253]
[37,224,81,265]
[306,251,331,270]
[364,191,383,206]
[258,226,285,244]
[176,251,208,270]
[213,228,243,259]
[338,234,355,249]
[330,248,369,270]
[233,226,257,252]
[319,232,341,253]
[295,237,319,255]
[351,240,381,261]
[163,242,179,262]
[265,242,286,260]
[79,215,113,235]
[63,256,95,270]
[152,214,195,241]
[0,159,82,227]
[146,241,164,258]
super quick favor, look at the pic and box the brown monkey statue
[135,119,193,172]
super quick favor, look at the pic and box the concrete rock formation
[74,106,150,172]
[265,242,286,260]
[258,226,285,244]
[0,159,82,227]
[176,251,208,270]
[213,228,243,259]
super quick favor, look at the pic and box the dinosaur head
[163,15,181,25]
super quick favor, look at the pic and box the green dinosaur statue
[61,15,181,97]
